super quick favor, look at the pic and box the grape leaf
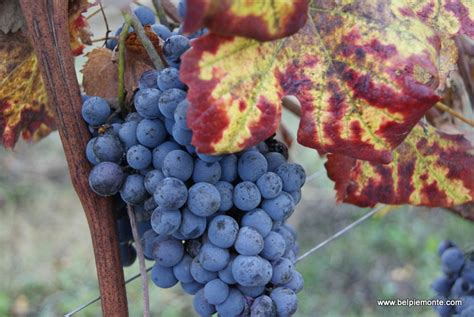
[0,0,90,148]
[182,0,310,41]
[181,1,447,161]
[325,124,474,207]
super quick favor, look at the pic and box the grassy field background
[0,130,472,317]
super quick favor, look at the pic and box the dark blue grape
[193,159,221,184]
[275,225,296,255]
[179,207,207,239]
[120,174,148,205]
[151,23,172,40]
[261,192,295,221]
[138,69,159,90]
[441,247,465,275]
[144,169,165,194]
[142,229,158,259]
[265,152,286,172]
[181,281,204,295]
[237,285,265,298]
[431,276,454,296]
[452,278,471,297]
[163,35,190,62]
[216,288,245,316]
[86,137,99,165]
[191,256,218,284]
[118,121,138,149]
[271,258,294,285]
[261,231,286,261]
[119,243,136,267]
[290,189,302,204]
[218,255,237,285]
[215,181,233,212]
[134,88,162,119]
[270,287,297,316]
[241,208,273,238]
[174,99,189,129]
[199,243,230,271]
[164,117,175,135]
[162,149,193,181]
[219,154,238,182]
[234,227,264,256]
[134,6,156,25]
[136,119,167,148]
[193,288,216,316]
[238,151,268,182]
[154,177,188,209]
[151,263,178,288]
[151,208,181,235]
[197,153,223,163]
[158,88,187,118]
[256,172,283,199]
[93,134,124,163]
[208,215,238,248]
[88,162,124,196]
[461,306,474,317]
[157,67,186,91]
[81,96,110,125]
[106,27,122,50]
[126,144,152,170]
[172,125,193,146]
[152,141,181,169]
[152,237,184,267]
[250,295,276,317]
[187,182,221,217]
[173,254,194,283]
[232,255,272,287]
[178,0,186,18]
[233,181,261,211]
[275,163,306,192]
[282,270,304,293]
[204,279,229,305]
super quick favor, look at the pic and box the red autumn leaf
[183,0,310,41]
[325,124,474,207]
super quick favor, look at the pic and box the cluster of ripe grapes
[432,240,474,317]
[80,4,306,316]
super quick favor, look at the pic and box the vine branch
[152,0,170,28]
[435,102,474,127]
[118,20,131,111]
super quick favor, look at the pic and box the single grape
[164,117,175,135]
[152,141,181,169]
[93,134,124,163]
[136,119,167,148]
[88,162,124,196]
[144,169,165,194]
[151,23,172,40]
[290,189,302,204]
[441,247,465,275]
[270,287,298,316]
[193,159,221,184]
[452,277,471,297]
[193,288,217,316]
[187,182,221,217]
[157,67,186,91]
[179,207,207,239]
[233,181,262,211]
[282,270,304,293]
[204,279,230,305]
[271,258,294,285]
[199,243,230,272]
[241,208,273,238]
[153,177,188,209]
[138,69,159,90]
[173,254,194,283]
[216,288,245,317]
[125,112,143,122]
[208,215,239,248]
[234,227,264,256]
[142,229,158,259]
[117,216,133,243]
[163,35,190,62]
[215,181,234,212]
[275,163,306,192]
[120,174,148,205]
[274,225,296,255]
[119,243,136,267]
[264,152,286,172]
[151,263,178,288]
[232,255,272,287]
[172,125,193,146]
[152,237,184,267]
[86,137,99,165]
[134,88,162,119]
[158,88,187,118]
[261,192,295,221]
[174,99,189,129]
[261,231,286,261]
[237,285,265,298]
[431,276,454,296]
[118,121,138,149]
[256,172,283,199]
[134,6,156,25]
[162,149,194,181]
[238,151,268,182]
[191,256,218,284]
[251,295,276,317]
[126,144,152,170]
[219,154,238,182]
[151,208,181,235]
[197,153,223,163]
[218,255,237,285]
[81,96,110,125]
[181,281,204,295]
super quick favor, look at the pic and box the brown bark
[19,1,128,316]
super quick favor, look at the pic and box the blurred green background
[1,2,473,316]
[0,126,472,317]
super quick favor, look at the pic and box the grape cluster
[431,240,474,317]
[82,3,305,316]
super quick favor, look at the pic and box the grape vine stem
[126,205,150,317]
[152,0,171,28]
[118,20,131,112]
[435,102,474,127]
